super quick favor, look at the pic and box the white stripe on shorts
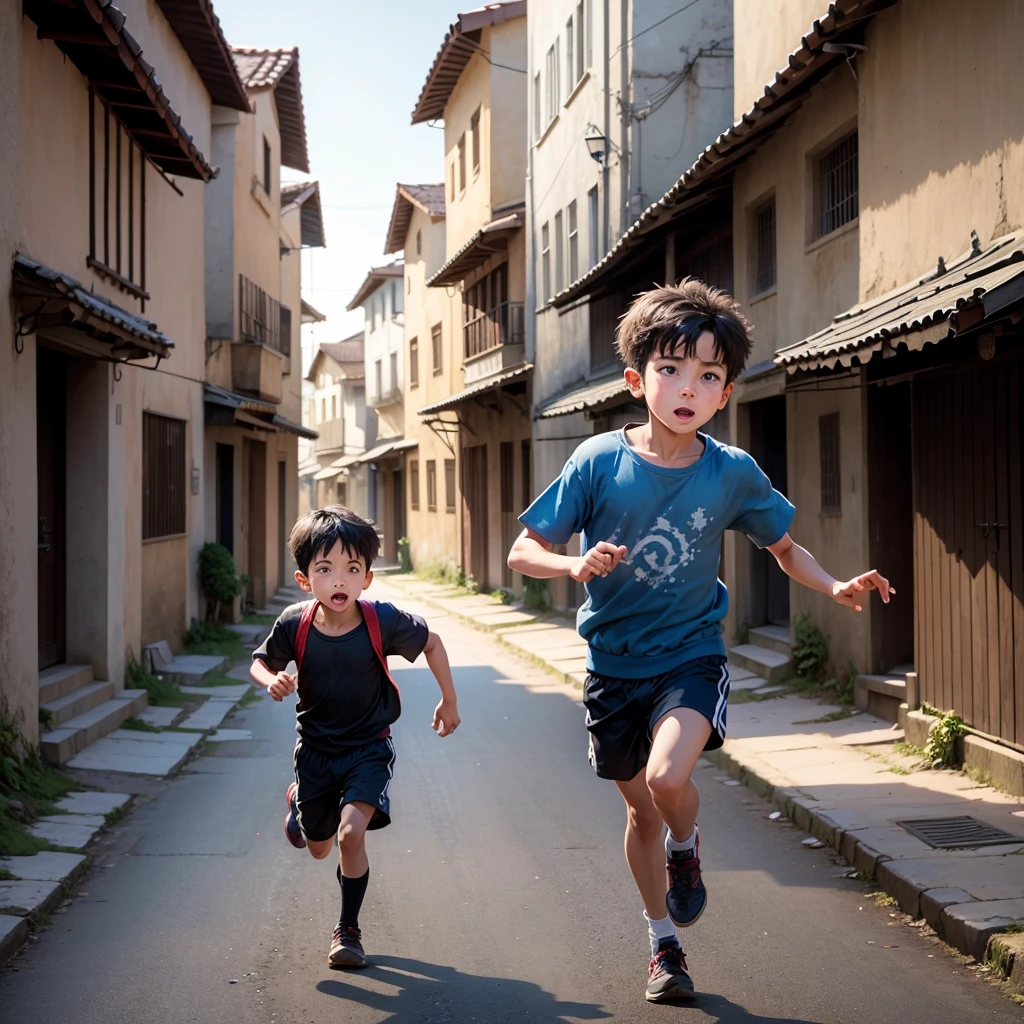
[379,737,397,804]
[711,661,730,734]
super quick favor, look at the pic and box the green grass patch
[894,740,927,758]
[794,708,858,724]
[186,672,247,688]
[886,765,910,776]
[1002,922,1024,935]
[182,621,249,662]
[125,657,184,707]
[120,716,161,733]
[238,688,262,708]
[242,613,276,626]
[871,892,900,908]
[0,867,18,881]
[104,804,129,828]
[0,812,51,857]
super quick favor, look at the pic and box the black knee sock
[337,865,369,929]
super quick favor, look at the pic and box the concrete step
[728,643,792,684]
[40,681,115,727]
[748,624,792,657]
[38,664,93,705]
[39,689,148,765]
[855,672,907,723]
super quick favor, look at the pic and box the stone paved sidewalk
[382,573,1024,973]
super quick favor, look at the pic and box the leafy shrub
[491,589,514,605]
[197,543,246,621]
[792,612,829,682]
[397,537,413,573]
[522,577,551,612]
[182,619,238,647]
[921,702,965,769]
[125,655,183,707]
[835,660,859,706]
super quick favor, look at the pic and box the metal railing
[463,301,524,360]
[239,274,288,356]
[314,417,344,454]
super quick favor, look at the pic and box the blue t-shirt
[519,429,795,679]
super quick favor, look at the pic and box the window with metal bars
[143,413,186,540]
[818,132,858,237]
[88,88,148,305]
[754,198,777,294]
[819,412,841,514]
[426,460,437,512]
[444,459,456,512]
[410,460,420,511]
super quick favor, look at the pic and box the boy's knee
[646,765,691,805]
[337,823,366,856]
[308,842,334,860]
[626,802,662,841]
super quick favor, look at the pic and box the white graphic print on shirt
[609,506,715,591]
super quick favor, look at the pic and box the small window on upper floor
[566,15,574,99]
[409,337,419,388]
[817,131,858,238]
[263,135,272,195]
[753,197,777,295]
[457,133,466,193]
[470,107,481,174]
[533,72,542,141]
[449,163,455,202]
[416,229,422,255]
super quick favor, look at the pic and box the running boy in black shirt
[251,506,460,968]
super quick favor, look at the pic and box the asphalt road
[2,584,1019,1024]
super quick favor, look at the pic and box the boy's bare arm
[508,528,627,582]
[767,533,893,613]
[250,658,297,701]
[422,631,460,736]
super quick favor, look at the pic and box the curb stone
[987,932,1024,994]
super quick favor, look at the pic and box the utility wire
[612,0,704,59]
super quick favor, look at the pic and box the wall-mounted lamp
[584,127,609,165]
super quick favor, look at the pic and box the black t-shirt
[252,600,429,754]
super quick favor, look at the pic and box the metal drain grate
[896,815,1024,850]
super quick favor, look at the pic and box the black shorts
[292,736,396,841]
[582,655,730,781]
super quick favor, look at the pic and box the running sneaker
[283,782,306,849]
[329,924,367,968]
[646,940,695,1002]
[665,827,707,926]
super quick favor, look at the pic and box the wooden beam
[37,30,108,45]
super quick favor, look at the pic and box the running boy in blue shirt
[251,507,460,969]
[508,280,892,1003]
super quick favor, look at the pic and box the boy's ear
[294,569,312,593]
[362,569,374,592]
[717,381,734,409]
[624,366,643,397]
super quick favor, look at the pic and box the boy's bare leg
[615,772,668,918]
[307,836,335,860]
[337,801,374,877]
[646,708,712,841]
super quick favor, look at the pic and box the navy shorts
[582,655,730,781]
[292,736,396,841]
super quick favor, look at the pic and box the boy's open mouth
[329,592,349,608]
[674,406,695,421]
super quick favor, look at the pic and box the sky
[212,0,460,361]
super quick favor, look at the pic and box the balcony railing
[464,301,524,361]
[368,385,403,409]
[239,274,288,357]
[315,417,344,454]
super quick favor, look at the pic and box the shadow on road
[693,992,826,1023]
[316,954,612,1021]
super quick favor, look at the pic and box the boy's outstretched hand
[571,541,628,582]
[267,670,297,701]
[831,570,893,612]
[432,698,460,737]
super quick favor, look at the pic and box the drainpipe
[602,0,611,254]
[525,31,536,366]
[619,0,630,239]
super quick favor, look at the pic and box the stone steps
[748,624,792,657]
[40,680,115,727]
[855,669,909,723]
[38,663,94,705]
[39,689,148,764]
[728,642,791,684]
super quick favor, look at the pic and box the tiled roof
[281,181,325,248]
[306,333,365,382]
[231,47,309,172]
[300,298,326,323]
[552,0,896,307]
[427,206,524,287]
[23,0,214,180]
[534,372,632,420]
[204,383,318,439]
[152,0,249,111]
[346,264,404,312]
[776,231,1024,372]
[384,184,446,254]
[418,363,532,415]
[411,2,527,124]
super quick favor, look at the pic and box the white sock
[645,911,677,957]
[666,825,698,854]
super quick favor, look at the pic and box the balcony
[368,385,403,409]
[463,301,525,384]
[315,417,344,455]
[233,274,287,402]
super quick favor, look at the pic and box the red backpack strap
[294,600,319,675]
[359,600,400,701]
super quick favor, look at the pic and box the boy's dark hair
[614,278,752,384]
[289,506,380,576]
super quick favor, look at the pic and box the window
[409,337,419,387]
[567,200,579,283]
[431,322,443,374]
[263,135,271,195]
[541,221,551,302]
[142,413,186,540]
[576,1,586,79]
[239,275,284,353]
[457,133,466,193]
[588,186,599,268]
[545,43,560,125]
[819,413,841,514]
[449,163,455,201]
[416,229,422,255]
[463,265,517,358]
[470,107,481,174]
[585,0,592,67]
[410,460,420,511]
[390,351,398,393]
[384,284,392,319]
[87,89,148,303]
[321,397,327,422]
[426,460,437,512]
[554,210,564,293]
[533,72,541,140]
[407,274,411,294]
[374,359,382,401]
[754,198,777,294]
[818,131,858,237]
[444,459,456,512]
[331,394,337,420]
[566,16,574,97]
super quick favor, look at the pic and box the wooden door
[500,441,515,588]
[216,443,234,553]
[462,444,488,590]
[913,355,1023,745]
[245,438,267,609]
[37,349,66,669]
[277,460,287,588]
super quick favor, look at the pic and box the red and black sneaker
[283,782,306,849]
[646,940,695,1003]
[666,827,707,926]
[329,924,367,968]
